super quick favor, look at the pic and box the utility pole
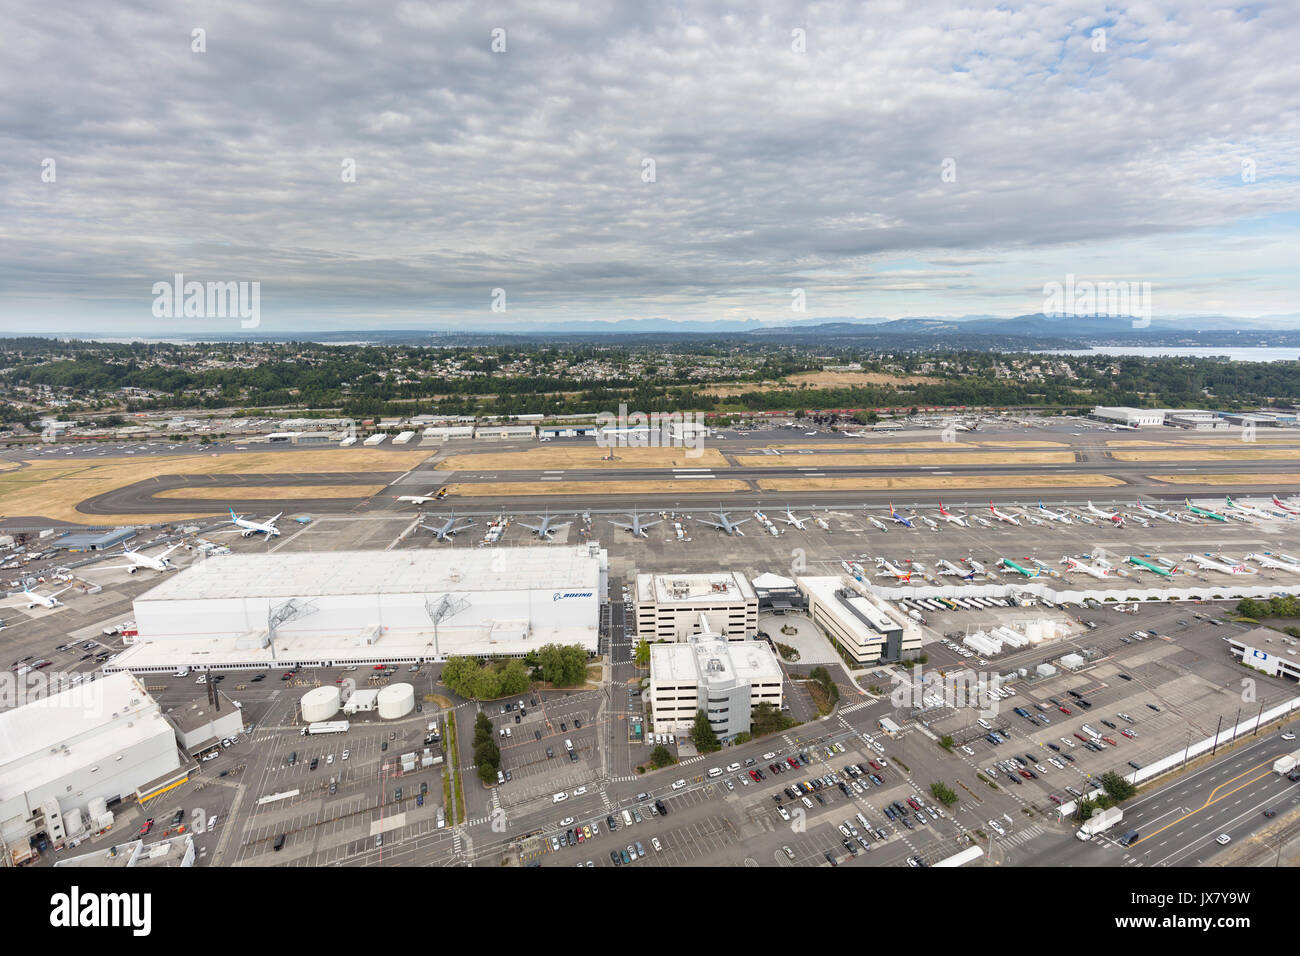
[1211,716,1224,757]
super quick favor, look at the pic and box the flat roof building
[106,545,608,672]
[170,691,245,754]
[635,572,758,642]
[1229,628,1300,683]
[649,625,783,740]
[1090,406,1165,428]
[56,527,137,552]
[798,576,922,665]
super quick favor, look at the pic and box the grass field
[0,449,428,523]
[756,474,1124,491]
[439,446,729,470]
[702,370,942,397]
[767,440,1067,450]
[1150,473,1300,486]
[734,451,1075,468]
[1112,448,1300,462]
[152,484,385,500]
[447,479,749,496]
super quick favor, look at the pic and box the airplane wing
[159,544,182,558]
[608,521,634,531]
[50,586,74,597]
[638,518,663,529]
[729,517,751,526]
[694,518,727,529]
[517,522,543,533]
[93,565,138,572]
[266,512,283,525]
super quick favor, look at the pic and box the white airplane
[396,489,445,506]
[936,503,969,527]
[610,510,663,538]
[1023,513,1045,526]
[1069,510,1097,525]
[1063,557,1113,580]
[1245,553,1300,574]
[24,585,73,609]
[98,543,183,574]
[519,509,567,539]
[874,558,914,582]
[1271,495,1300,516]
[1128,514,1151,528]
[419,511,476,541]
[920,515,940,531]
[1036,501,1073,524]
[988,502,1021,526]
[781,507,811,530]
[1135,500,1180,523]
[1183,553,1254,575]
[964,558,987,575]
[867,515,888,532]
[228,508,282,537]
[696,506,749,536]
[937,559,976,580]
[815,514,831,531]
[972,515,992,528]
[1225,497,1274,522]
[1085,501,1125,526]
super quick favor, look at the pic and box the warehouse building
[798,576,923,665]
[170,690,245,756]
[0,673,184,860]
[1229,628,1300,683]
[648,625,783,740]
[475,424,536,441]
[634,572,758,642]
[104,545,608,673]
[55,527,137,552]
[1089,406,1165,428]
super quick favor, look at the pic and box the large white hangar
[106,545,608,673]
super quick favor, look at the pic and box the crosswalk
[679,755,705,766]
[998,823,1045,849]
[610,774,638,783]
[839,700,872,716]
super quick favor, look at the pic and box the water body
[1035,346,1300,363]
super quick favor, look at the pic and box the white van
[622,809,634,827]
[707,767,723,778]
[564,738,574,751]
[552,791,569,804]
[671,778,686,790]
[976,718,992,730]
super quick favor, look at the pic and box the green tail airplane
[1126,556,1178,577]
[999,558,1041,578]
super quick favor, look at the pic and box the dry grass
[439,446,729,470]
[1174,436,1300,444]
[1106,440,1177,447]
[735,451,1075,468]
[768,441,972,450]
[972,440,1070,448]
[757,474,1124,491]
[0,449,427,523]
[1149,473,1300,486]
[447,479,749,496]
[1112,448,1300,462]
[701,369,943,398]
[152,484,385,500]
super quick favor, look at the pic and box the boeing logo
[552,591,594,601]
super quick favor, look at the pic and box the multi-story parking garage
[105,545,607,673]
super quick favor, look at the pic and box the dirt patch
[447,479,750,496]
[1149,473,1300,486]
[439,446,729,471]
[152,484,385,500]
[1113,449,1300,462]
[757,474,1125,491]
[735,451,1075,468]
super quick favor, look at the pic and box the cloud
[1,0,1297,332]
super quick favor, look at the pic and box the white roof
[650,637,781,686]
[637,572,755,605]
[751,572,795,589]
[138,547,603,601]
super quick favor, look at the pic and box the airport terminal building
[634,572,758,642]
[106,546,608,673]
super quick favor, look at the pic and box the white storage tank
[377,682,415,719]
[300,686,341,723]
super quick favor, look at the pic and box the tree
[751,702,795,736]
[649,745,677,768]
[499,659,530,696]
[634,640,650,668]
[691,709,722,753]
[473,712,493,748]
[930,782,958,806]
[1099,771,1137,802]
[939,735,954,751]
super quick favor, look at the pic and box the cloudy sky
[2,0,1298,334]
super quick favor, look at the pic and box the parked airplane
[696,506,749,535]
[936,503,969,527]
[867,515,888,532]
[920,515,940,531]
[228,509,282,537]
[396,487,448,506]
[419,511,476,541]
[1135,500,1180,523]
[887,504,914,529]
[1225,496,1274,522]
[963,557,987,575]
[1126,556,1177,577]
[24,585,73,609]
[1128,514,1151,528]
[1183,553,1253,574]
[1085,501,1125,526]
[1185,499,1228,522]
[99,543,182,574]
[937,559,976,579]
[781,507,811,530]
[1069,510,1096,525]
[988,503,1021,526]
[610,510,663,538]
[1036,501,1073,524]
[814,515,831,531]
[519,509,566,539]
[1063,557,1113,580]
[998,558,1040,578]
[1245,553,1300,574]
[1023,513,1045,526]
[875,558,913,581]
[1271,495,1300,516]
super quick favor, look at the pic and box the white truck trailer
[301,720,350,736]
[1076,805,1123,841]
[1273,751,1300,775]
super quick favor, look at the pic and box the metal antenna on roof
[268,597,318,661]
[424,593,469,661]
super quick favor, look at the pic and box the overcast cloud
[1,0,1297,333]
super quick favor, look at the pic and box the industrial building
[634,572,758,642]
[1089,406,1165,428]
[1229,628,1300,683]
[170,691,245,755]
[648,626,783,740]
[55,527,137,552]
[0,673,184,861]
[475,424,536,440]
[798,577,923,665]
[104,545,607,673]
